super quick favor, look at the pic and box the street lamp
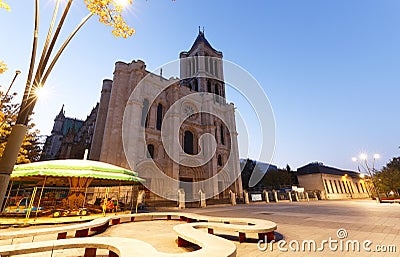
[1,70,21,105]
[352,153,381,202]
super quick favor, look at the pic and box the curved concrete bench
[0,212,277,257]
[0,216,113,240]
[0,237,171,257]
[126,212,277,243]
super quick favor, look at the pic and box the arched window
[156,103,163,130]
[195,54,199,73]
[187,59,190,77]
[217,155,223,166]
[220,124,225,145]
[184,131,194,155]
[214,84,219,96]
[207,80,212,93]
[193,79,198,92]
[205,54,209,72]
[147,144,155,159]
[214,122,218,142]
[141,99,149,127]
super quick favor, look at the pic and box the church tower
[41,105,66,160]
[51,104,65,135]
[176,30,243,201]
[179,29,225,99]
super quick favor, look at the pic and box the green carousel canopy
[11,159,145,185]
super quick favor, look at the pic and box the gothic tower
[52,104,65,135]
[179,30,225,97]
[177,30,242,200]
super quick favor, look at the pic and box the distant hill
[240,158,277,174]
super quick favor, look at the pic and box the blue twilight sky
[0,0,399,171]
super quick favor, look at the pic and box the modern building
[89,31,243,202]
[297,162,371,200]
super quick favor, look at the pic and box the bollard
[264,191,269,203]
[274,191,279,203]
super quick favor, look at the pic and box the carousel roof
[11,159,145,183]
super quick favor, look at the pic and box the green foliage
[262,165,297,190]
[240,159,298,190]
[0,92,42,164]
[374,157,400,196]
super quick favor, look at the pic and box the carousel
[2,159,144,218]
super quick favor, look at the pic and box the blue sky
[0,0,399,171]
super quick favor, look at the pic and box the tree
[374,157,400,196]
[0,92,42,164]
[262,168,291,189]
[261,164,298,190]
[240,160,299,190]
[0,0,10,11]
[285,164,299,185]
[0,2,9,75]
[0,61,6,75]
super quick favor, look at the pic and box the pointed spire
[55,104,65,121]
[181,28,222,57]
[198,26,205,37]
[59,104,65,116]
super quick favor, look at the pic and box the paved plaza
[101,200,400,257]
[1,199,399,256]
[180,200,400,256]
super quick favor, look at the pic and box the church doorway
[218,181,224,199]
[179,177,193,201]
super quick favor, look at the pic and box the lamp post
[1,70,21,104]
[352,153,381,202]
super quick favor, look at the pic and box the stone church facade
[90,31,243,202]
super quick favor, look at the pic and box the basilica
[44,31,243,203]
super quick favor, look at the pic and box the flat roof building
[297,162,371,200]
